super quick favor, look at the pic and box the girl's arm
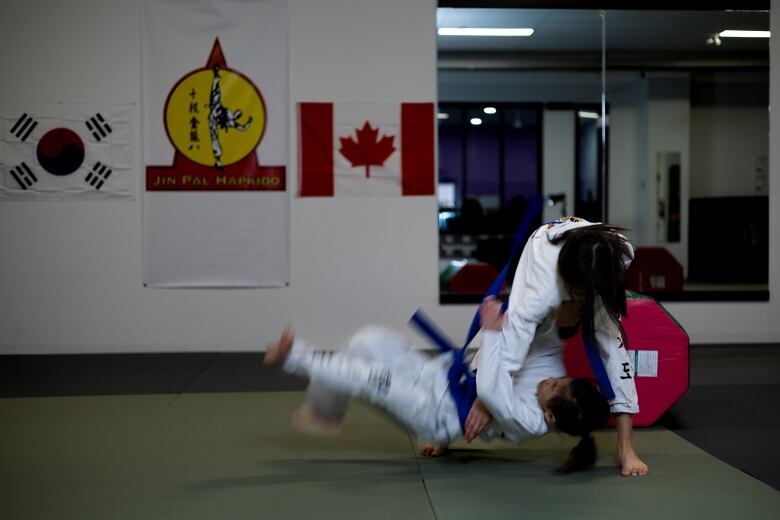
[470,298,547,437]
[592,304,639,415]
[592,302,647,476]
[494,234,561,372]
[615,413,649,476]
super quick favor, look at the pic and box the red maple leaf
[338,121,396,178]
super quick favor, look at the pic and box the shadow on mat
[423,447,566,464]
[184,459,421,491]
[183,456,618,494]
[419,448,621,482]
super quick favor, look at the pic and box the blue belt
[409,196,546,432]
[409,310,476,432]
[581,310,616,400]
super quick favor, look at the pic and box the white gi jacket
[475,324,562,443]
[471,218,639,416]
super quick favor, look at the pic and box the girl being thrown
[264,297,609,474]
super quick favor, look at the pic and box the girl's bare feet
[418,443,448,457]
[263,325,294,366]
[291,404,342,435]
[619,449,649,477]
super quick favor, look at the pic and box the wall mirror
[436,2,769,303]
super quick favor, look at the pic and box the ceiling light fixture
[577,111,600,119]
[719,30,770,38]
[470,118,483,126]
[438,28,534,37]
[483,107,497,114]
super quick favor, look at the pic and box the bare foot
[620,450,649,477]
[418,443,448,457]
[263,325,294,367]
[291,404,341,435]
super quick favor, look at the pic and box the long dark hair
[551,224,632,327]
[548,378,610,474]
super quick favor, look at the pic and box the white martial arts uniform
[282,322,567,446]
[281,219,637,444]
[469,217,639,415]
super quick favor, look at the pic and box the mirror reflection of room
[436,6,769,303]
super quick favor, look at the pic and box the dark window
[438,103,543,303]
[575,105,608,222]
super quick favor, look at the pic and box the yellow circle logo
[165,67,265,167]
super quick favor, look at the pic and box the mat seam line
[179,352,219,394]
[406,430,441,520]
[143,353,218,430]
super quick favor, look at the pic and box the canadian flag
[298,102,434,197]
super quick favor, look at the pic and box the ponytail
[548,379,610,475]
[556,434,597,475]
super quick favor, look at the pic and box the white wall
[0,0,446,353]
[1,1,780,352]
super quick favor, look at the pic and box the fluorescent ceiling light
[437,113,450,120]
[483,107,497,114]
[470,117,483,126]
[719,30,770,38]
[438,28,534,37]
[578,111,600,119]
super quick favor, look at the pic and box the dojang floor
[1,345,778,519]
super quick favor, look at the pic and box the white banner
[0,103,134,201]
[142,0,289,287]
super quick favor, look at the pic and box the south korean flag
[0,103,134,200]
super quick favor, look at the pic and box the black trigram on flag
[85,113,113,142]
[85,162,112,190]
[9,162,38,190]
[2,102,133,200]
[9,113,38,142]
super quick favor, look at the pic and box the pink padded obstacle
[563,295,689,426]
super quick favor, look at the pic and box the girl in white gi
[264,296,611,474]
[464,218,647,477]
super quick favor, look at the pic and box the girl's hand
[479,296,505,331]
[464,399,492,442]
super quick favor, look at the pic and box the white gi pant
[283,326,463,444]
